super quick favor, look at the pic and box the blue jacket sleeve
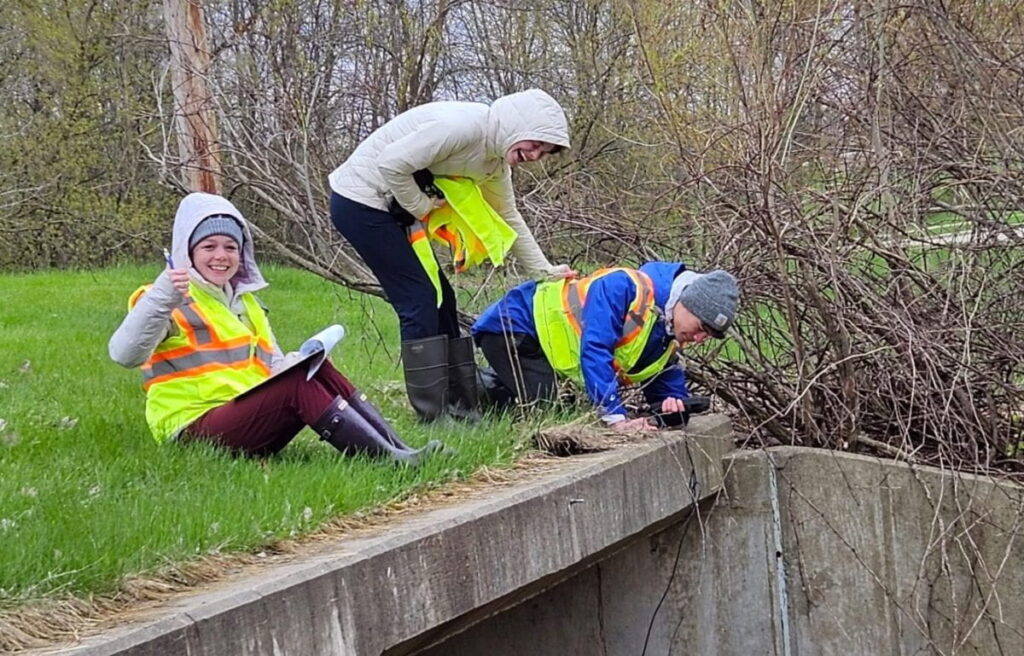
[578,272,636,417]
[642,363,690,407]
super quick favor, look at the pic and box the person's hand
[660,397,687,414]
[167,268,190,296]
[416,197,447,223]
[547,264,577,280]
[611,417,659,433]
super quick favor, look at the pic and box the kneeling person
[471,262,738,431]
[109,192,441,463]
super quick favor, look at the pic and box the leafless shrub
[145,0,1024,470]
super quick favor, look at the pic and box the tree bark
[163,0,221,194]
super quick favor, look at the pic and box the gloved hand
[389,169,444,228]
[412,169,443,199]
[388,198,418,227]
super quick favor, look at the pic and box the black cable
[640,440,702,656]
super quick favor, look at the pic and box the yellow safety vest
[128,282,275,444]
[533,268,677,384]
[408,177,519,306]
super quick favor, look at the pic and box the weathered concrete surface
[51,414,733,656]
[425,448,1024,656]
[771,448,1024,656]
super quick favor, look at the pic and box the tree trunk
[163,0,221,194]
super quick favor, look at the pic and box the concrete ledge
[416,446,1024,656]
[58,415,733,656]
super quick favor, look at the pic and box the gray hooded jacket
[108,193,282,369]
[328,89,571,276]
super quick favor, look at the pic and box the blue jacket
[472,262,690,416]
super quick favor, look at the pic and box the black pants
[476,332,557,406]
[330,192,459,341]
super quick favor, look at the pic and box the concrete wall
[57,416,733,656]
[423,449,1024,656]
[46,425,1024,656]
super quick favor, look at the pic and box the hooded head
[487,89,570,161]
[171,192,267,294]
[188,215,245,252]
[666,270,739,340]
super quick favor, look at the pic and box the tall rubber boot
[348,390,435,452]
[401,335,449,422]
[312,396,440,466]
[447,335,482,422]
[349,391,454,457]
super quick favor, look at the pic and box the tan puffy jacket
[328,89,570,275]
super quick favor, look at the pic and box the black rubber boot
[401,335,449,422]
[312,396,440,466]
[447,335,482,422]
[348,390,443,453]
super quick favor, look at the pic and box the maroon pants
[181,360,356,456]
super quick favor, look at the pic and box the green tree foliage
[0,0,176,269]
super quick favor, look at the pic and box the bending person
[328,88,575,422]
[109,192,440,464]
[471,262,739,431]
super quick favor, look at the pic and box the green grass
[0,264,547,606]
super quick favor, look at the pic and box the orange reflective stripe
[562,281,583,334]
[142,359,270,391]
[435,226,457,245]
[144,344,254,379]
[144,340,273,379]
[173,307,200,346]
[188,301,224,344]
[616,273,653,347]
[149,334,258,364]
[409,225,427,244]
[560,268,654,346]
[255,337,274,356]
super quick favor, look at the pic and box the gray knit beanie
[188,215,244,251]
[675,270,739,338]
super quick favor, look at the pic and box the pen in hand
[163,248,189,296]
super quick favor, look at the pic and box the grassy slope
[0,265,534,605]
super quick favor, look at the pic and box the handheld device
[646,396,712,429]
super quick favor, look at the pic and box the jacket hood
[640,261,687,310]
[487,89,570,158]
[171,192,267,295]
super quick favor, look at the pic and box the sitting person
[109,192,441,464]
[471,262,738,431]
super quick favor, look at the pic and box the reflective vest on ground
[408,177,519,306]
[533,268,677,384]
[128,283,274,444]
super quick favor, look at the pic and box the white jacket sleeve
[377,119,480,220]
[481,167,558,276]
[108,271,183,368]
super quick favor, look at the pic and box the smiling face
[190,235,240,287]
[670,303,710,345]
[505,140,559,166]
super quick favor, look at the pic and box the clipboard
[236,324,345,399]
